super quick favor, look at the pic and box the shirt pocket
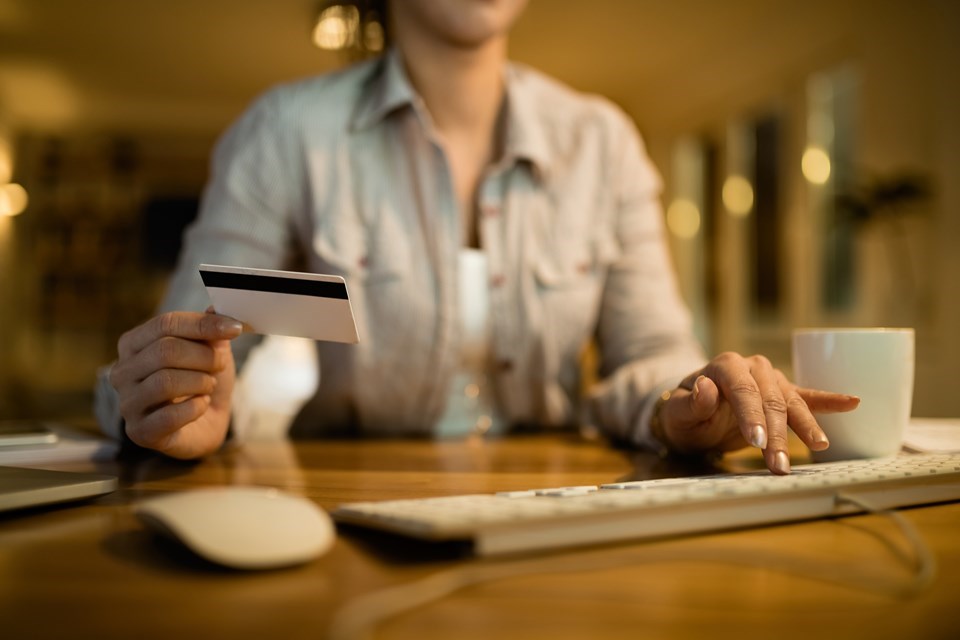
[529,228,619,423]
[533,228,621,288]
[311,208,411,285]
[534,228,617,344]
[311,206,420,365]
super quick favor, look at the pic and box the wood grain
[1,434,957,639]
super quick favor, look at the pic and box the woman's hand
[109,310,243,459]
[656,352,860,474]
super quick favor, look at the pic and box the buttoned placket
[378,72,549,432]
[482,162,541,424]
[402,97,465,434]
[477,170,508,427]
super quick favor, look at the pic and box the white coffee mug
[792,328,914,461]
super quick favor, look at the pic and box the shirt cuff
[631,377,678,452]
[94,362,124,440]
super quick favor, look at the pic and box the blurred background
[0,0,957,425]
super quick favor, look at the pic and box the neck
[394,32,507,137]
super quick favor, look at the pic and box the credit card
[199,264,359,343]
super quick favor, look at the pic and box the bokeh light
[666,198,701,239]
[0,183,28,217]
[722,175,754,217]
[312,5,359,50]
[802,146,832,184]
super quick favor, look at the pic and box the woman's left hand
[655,352,861,474]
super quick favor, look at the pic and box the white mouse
[135,486,335,570]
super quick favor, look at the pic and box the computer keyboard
[332,452,960,556]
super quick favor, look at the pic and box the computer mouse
[135,486,335,570]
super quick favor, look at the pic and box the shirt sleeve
[162,89,301,319]
[94,89,302,438]
[587,108,706,448]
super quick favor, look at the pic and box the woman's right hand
[109,310,243,459]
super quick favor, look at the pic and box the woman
[101,0,858,471]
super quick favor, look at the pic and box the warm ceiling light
[666,198,701,239]
[722,175,754,217]
[0,183,28,217]
[312,5,360,50]
[362,17,384,52]
[802,146,832,184]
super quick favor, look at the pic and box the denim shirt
[97,50,706,447]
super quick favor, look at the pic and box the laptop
[0,466,118,513]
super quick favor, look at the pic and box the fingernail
[813,431,829,447]
[774,451,791,475]
[749,424,767,449]
[693,376,704,400]
[220,319,244,335]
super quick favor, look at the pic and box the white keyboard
[332,453,960,556]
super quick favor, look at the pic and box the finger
[209,339,236,376]
[118,311,243,358]
[663,375,720,427]
[659,377,727,453]
[748,356,792,474]
[121,369,217,418]
[715,420,752,451]
[777,372,830,452]
[127,395,212,450]
[797,388,861,413]
[120,337,225,384]
[705,352,769,451]
[676,370,702,392]
[206,304,256,335]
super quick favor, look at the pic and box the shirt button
[481,203,501,217]
[498,359,514,372]
[490,274,506,288]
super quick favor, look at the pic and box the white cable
[327,493,939,640]
[834,492,938,595]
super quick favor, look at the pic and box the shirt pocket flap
[534,231,621,288]
[312,216,411,284]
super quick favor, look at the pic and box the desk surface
[2,433,959,640]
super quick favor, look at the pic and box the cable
[834,492,938,595]
[327,493,939,640]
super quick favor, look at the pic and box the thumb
[663,375,720,430]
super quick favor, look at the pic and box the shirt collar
[351,50,552,181]
[350,48,418,131]
[501,63,551,182]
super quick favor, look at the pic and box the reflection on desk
[1,434,959,640]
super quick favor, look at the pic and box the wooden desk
[2,434,958,639]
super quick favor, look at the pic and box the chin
[400,0,529,48]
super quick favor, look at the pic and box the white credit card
[199,264,359,344]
